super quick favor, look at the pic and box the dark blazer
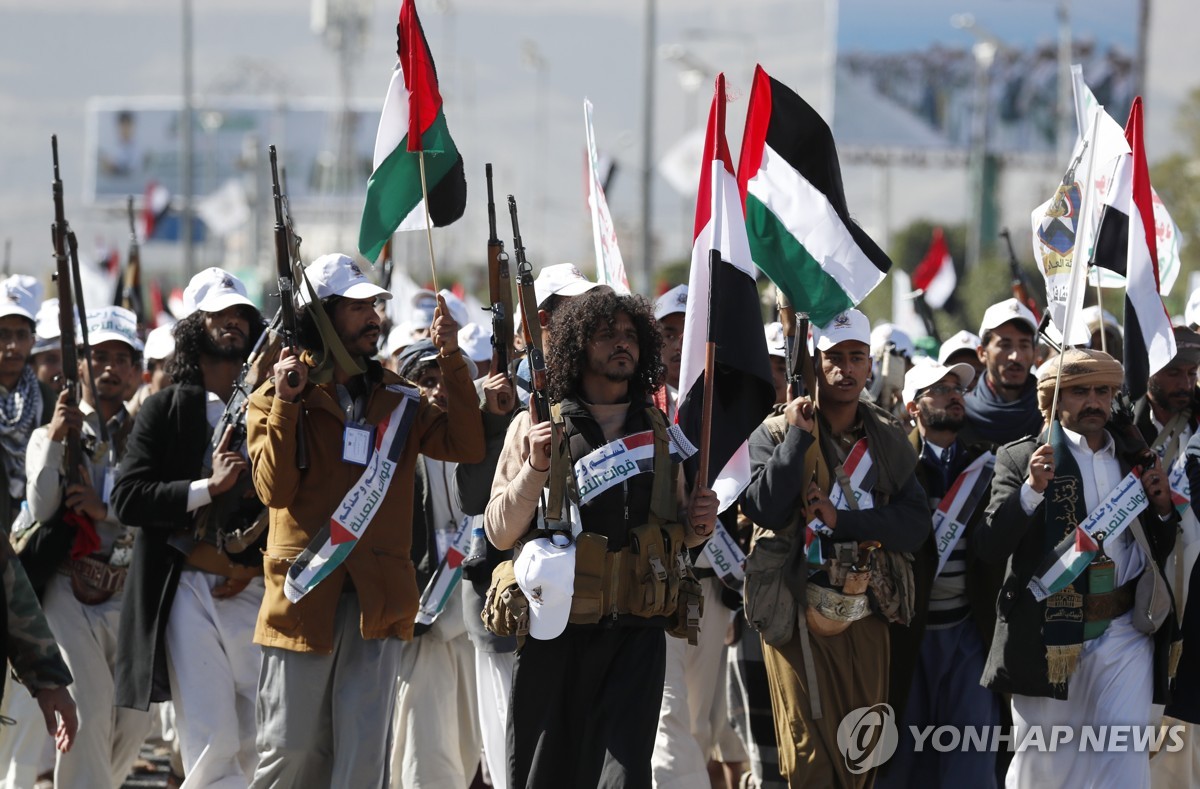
[110,384,209,710]
[975,429,1178,702]
[2,380,55,534]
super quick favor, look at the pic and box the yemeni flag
[737,65,891,328]
[676,73,776,513]
[911,227,956,309]
[1093,97,1176,401]
[358,0,466,263]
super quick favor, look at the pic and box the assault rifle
[269,146,307,470]
[486,164,514,378]
[1000,227,1041,321]
[509,195,547,423]
[49,136,84,489]
[119,196,145,324]
[212,310,281,458]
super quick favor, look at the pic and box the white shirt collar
[922,437,948,457]
[1060,424,1116,458]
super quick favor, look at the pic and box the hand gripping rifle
[509,195,569,534]
[269,146,308,470]
[49,136,84,490]
[486,164,514,379]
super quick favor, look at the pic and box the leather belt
[186,541,264,581]
[1084,578,1137,622]
[60,555,127,594]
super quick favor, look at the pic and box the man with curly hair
[112,267,268,788]
[486,288,718,788]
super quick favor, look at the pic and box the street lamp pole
[639,0,656,295]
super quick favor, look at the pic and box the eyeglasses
[88,349,135,368]
[0,327,32,344]
[922,384,967,398]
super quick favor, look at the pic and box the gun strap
[544,403,570,523]
[299,265,367,385]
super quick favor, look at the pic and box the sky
[0,0,1194,303]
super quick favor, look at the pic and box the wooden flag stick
[696,248,720,490]
[1093,270,1108,353]
[417,150,440,293]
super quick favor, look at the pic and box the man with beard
[247,254,484,786]
[1132,327,1200,785]
[962,299,1042,448]
[741,309,929,788]
[876,361,1002,788]
[486,289,717,788]
[977,348,1177,788]
[23,306,151,787]
[112,268,268,787]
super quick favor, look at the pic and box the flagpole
[417,150,440,293]
[1049,109,1104,423]
[696,247,719,490]
[1093,271,1108,353]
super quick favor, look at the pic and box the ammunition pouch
[481,559,529,640]
[742,525,800,647]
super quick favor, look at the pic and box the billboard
[84,96,380,204]
[833,0,1139,155]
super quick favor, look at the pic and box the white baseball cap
[870,322,914,359]
[902,360,976,407]
[534,263,602,309]
[1185,288,1200,330]
[437,289,472,328]
[654,284,688,321]
[764,321,787,358]
[143,324,176,362]
[0,275,39,324]
[937,329,982,365]
[82,306,143,352]
[382,321,417,359]
[978,298,1038,337]
[514,533,575,640]
[458,322,492,364]
[410,290,438,328]
[298,254,391,307]
[1080,305,1123,339]
[32,299,62,355]
[813,309,870,351]
[184,267,256,314]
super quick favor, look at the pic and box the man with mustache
[652,284,686,421]
[963,299,1043,448]
[246,253,484,786]
[1132,327,1200,785]
[977,348,1178,788]
[742,309,930,788]
[486,289,718,788]
[23,305,149,787]
[112,268,268,787]
[876,361,1003,787]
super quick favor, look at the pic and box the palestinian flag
[1093,97,1175,401]
[676,73,776,513]
[737,65,891,328]
[358,0,466,263]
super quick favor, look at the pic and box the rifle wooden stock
[1000,227,1041,320]
[122,195,144,323]
[270,146,307,471]
[509,195,548,423]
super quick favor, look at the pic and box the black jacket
[976,429,1178,702]
[110,384,209,710]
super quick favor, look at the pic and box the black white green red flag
[358,0,466,263]
[737,64,891,329]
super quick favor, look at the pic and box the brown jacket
[246,354,485,653]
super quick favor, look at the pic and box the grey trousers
[250,593,402,789]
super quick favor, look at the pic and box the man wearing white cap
[112,267,268,788]
[652,284,687,421]
[742,308,930,787]
[962,298,1043,448]
[485,289,717,788]
[246,253,484,786]
[126,323,176,417]
[23,305,151,787]
[876,360,1002,787]
[937,329,985,389]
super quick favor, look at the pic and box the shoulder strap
[646,408,678,523]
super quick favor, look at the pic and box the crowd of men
[0,254,1197,789]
